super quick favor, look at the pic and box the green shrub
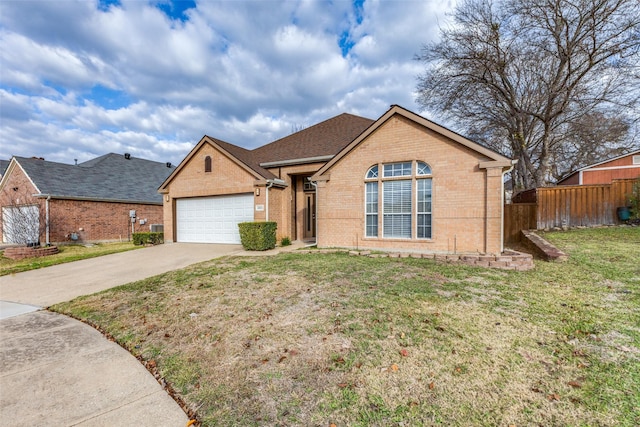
[280,236,291,246]
[132,232,164,246]
[627,177,640,219]
[238,222,277,251]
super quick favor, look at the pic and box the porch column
[484,166,504,254]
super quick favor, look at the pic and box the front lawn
[52,227,640,426]
[0,242,140,276]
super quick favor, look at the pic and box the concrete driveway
[0,243,243,427]
[0,243,243,308]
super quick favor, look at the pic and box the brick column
[484,166,505,254]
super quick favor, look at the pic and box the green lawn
[0,242,140,276]
[52,227,640,426]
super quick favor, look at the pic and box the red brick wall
[48,199,163,243]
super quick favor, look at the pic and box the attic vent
[124,153,131,159]
[166,162,172,168]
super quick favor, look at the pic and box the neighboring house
[160,105,515,255]
[0,153,175,244]
[557,150,640,185]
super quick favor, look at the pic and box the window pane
[366,215,378,237]
[417,178,432,239]
[366,165,378,179]
[383,162,412,177]
[383,180,411,238]
[383,180,411,213]
[366,182,378,213]
[417,215,432,239]
[417,161,431,175]
[383,215,411,238]
[365,182,378,237]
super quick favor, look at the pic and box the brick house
[0,153,175,245]
[159,105,515,254]
[556,150,640,186]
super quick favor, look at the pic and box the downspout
[45,195,51,246]
[308,178,318,244]
[265,181,274,221]
[501,160,518,252]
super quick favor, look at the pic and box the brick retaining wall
[3,246,59,260]
[296,249,535,271]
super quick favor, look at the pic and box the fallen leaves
[399,348,409,357]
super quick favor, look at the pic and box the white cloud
[0,0,457,164]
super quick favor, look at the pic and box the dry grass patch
[0,242,139,275]
[53,227,640,426]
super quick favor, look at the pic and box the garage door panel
[176,194,253,244]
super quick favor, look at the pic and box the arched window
[417,161,431,176]
[204,156,212,173]
[364,160,432,239]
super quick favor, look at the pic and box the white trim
[583,164,640,172]
[259,155,334,168]
[573,150,640,172]
[0,158,41,194]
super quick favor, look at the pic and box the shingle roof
[209,137,277,180]
[252,113,374,165]
[16,153,175,204]
[0,160,9,177]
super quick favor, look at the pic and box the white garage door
[176,194,254,244]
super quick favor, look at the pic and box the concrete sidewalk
[0,311,188,426]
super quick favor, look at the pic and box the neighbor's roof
[0,160,9,177]
[557,149,640,184]
[11,153,175,204]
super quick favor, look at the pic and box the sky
[0,0,457,166]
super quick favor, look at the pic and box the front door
[303,193,316,240]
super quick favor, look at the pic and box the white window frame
[383,179,412,238]
[416,178,432,239]
[364,161,433,240]
[365,181,378,237]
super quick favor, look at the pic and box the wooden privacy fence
[505,179,636,244]
[504,203,537,244]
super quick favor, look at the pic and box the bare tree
[291,123,307,134]
[1,189,44,245]
[416,0,640,189]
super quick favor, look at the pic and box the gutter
[265,178,287,221]
[45,195,51,246]
[33,194,162,205]
[307,177,318,244]
[260,155,334,168]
